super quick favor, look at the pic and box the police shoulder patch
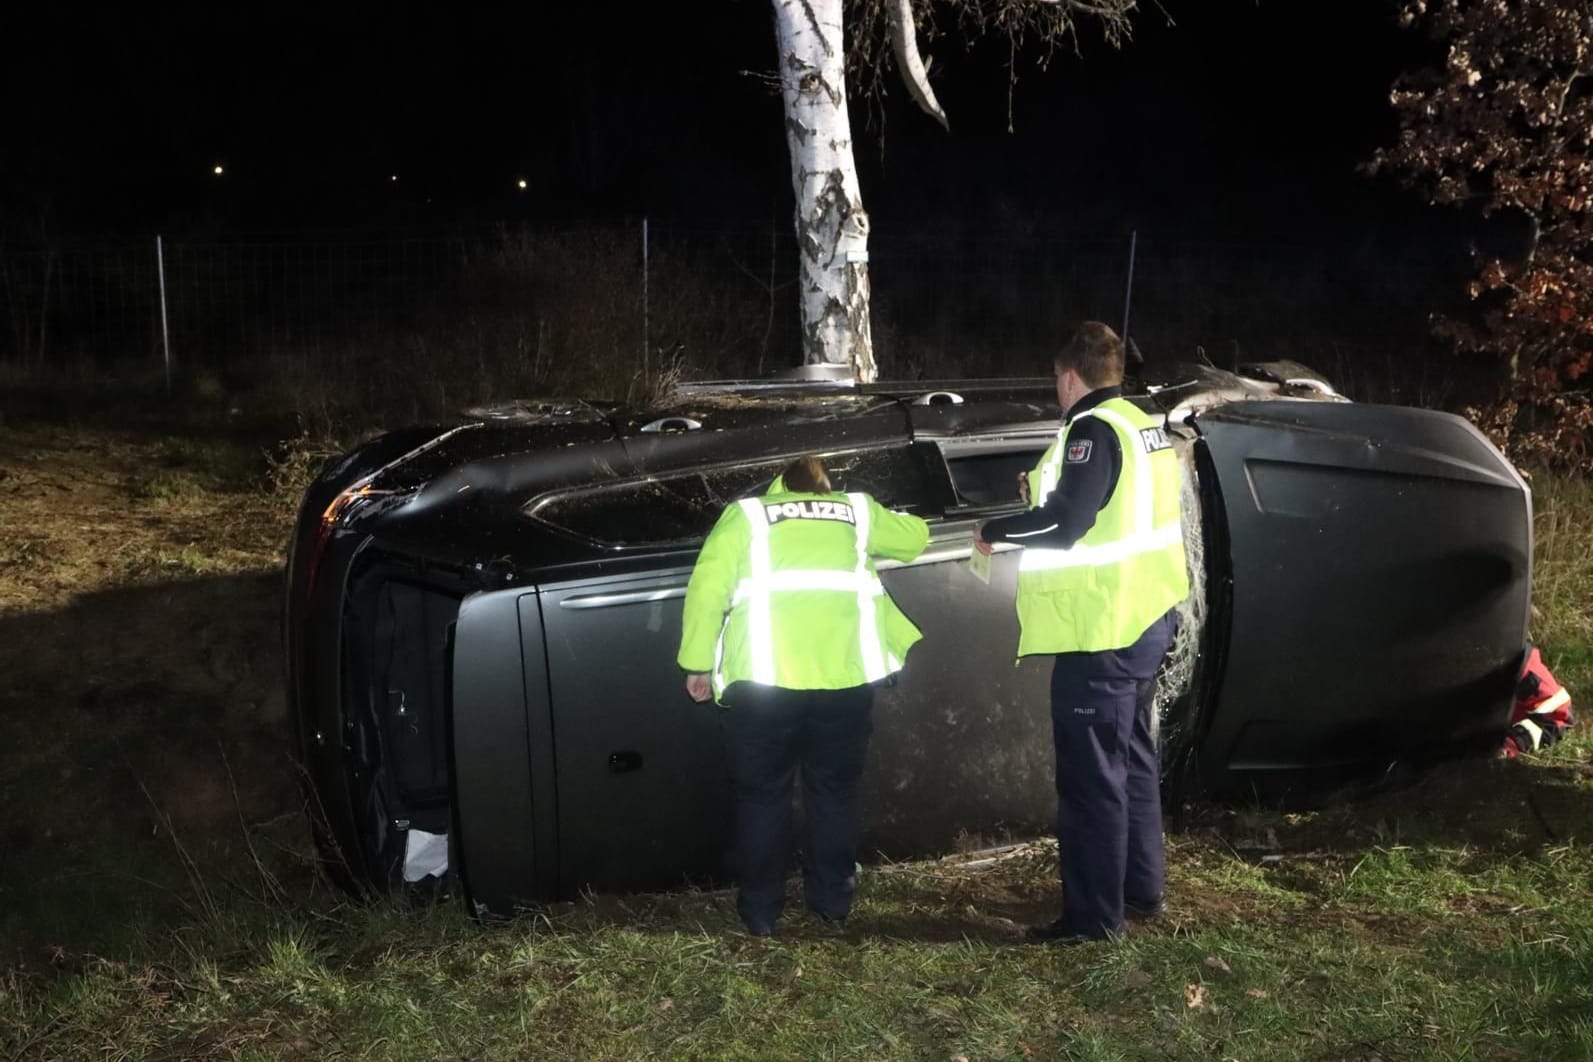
[1065,439,1093,463]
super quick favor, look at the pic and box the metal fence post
[155,234,172,392]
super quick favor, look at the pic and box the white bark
[773,0,876,381]
[890,0,948,130]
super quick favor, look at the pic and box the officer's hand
[973,525,994,556]
[685,673,713,703]
[1016,472,1030,506]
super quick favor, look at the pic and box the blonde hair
[780,455,831,493]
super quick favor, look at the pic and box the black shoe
[1124,897,1167,920]
[1023,918,1097,946]
[807,907,847,930]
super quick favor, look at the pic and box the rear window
[526,446,945,548]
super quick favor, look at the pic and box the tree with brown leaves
[1371,0,1593,466]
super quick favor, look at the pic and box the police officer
[678,455,929,936]
[975,322,1189,944]
[1503,645,1574,757]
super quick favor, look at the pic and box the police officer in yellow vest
[976,322,1189,944]
[679,455,929,936]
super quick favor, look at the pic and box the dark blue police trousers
[1050,609,1178,939]
[725,683,874,930]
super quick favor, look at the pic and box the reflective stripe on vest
[1018,406,1182,572]
[1534,688,1572,716]
[1013,397,1189,656]
[1036,433,1064,508]
[719,492,890,690]
[732,569,885,602]
[738,497,777,685]
[849,491,890,683]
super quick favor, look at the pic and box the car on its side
[284,362,1532,919]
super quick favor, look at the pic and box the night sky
[4,1,1442,241]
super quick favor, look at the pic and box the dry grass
[1531,470,1593,662]
[0,426,287,614]
[0,418,1588,1059]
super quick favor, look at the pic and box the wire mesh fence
[0,220,1464,405]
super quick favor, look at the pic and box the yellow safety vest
[1015,397,1189,655]
[678,488,929,700]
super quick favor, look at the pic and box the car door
[531,441,940,896]
[860,426,1062,859]
[532,419,1080,895]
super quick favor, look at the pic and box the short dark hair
[781,455,831,493]
[1055,322,1125,389]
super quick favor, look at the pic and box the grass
[1531,470,1593,693]
[3,840,1591,1059]
[0,423,1589,1060]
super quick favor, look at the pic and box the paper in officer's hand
[969,544,991,584]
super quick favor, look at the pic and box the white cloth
[402,828,449,882]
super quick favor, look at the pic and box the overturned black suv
[284,362,1532,919]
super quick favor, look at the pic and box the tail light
[304,485,408,598]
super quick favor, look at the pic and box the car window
[936,437,1054,511]
[527,445,948,549]
[822,447,946,513]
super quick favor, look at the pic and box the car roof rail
[865,377,1053,395]
[674,363,855,395]
[638,415,704,433]
[675,371,1055,398]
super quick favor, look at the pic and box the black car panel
[284,368,1535,917]
[525,442,950,552]
[904,399,1060,441]
[1195,401,1531,794]
[476,527,1055,912]
[860,536,1055,856]
[539,569,732,897]
[451,586,548,916]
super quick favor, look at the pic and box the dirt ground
[0,424,308,956]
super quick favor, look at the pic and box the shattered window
[528,446,942,548]
[818,448,938,511]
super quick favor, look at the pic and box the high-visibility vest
[678,489,929,700]
[1015,397,1189,655]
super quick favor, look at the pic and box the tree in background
[770,0,1136,381]
[1371,0,1593,465]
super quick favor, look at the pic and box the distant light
[213,165,224,176]
[516,178,528,190]
[390,174,398,182]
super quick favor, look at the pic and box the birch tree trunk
[772,0,876,382]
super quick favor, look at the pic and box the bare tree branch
[890,0,949,128]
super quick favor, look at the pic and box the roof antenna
[1120,230,1144,371]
